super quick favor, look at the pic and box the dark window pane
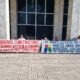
[28,14,35,24]
[36,26,53,40]
[37,0,45,12]
[17,0,26,12]
[26,26,35,38]
[63,15,68,25]
[46,0,54,13]
[62,27,67,40]
[18,13,26,24]
[37,14,44,25]
[63,0,69,14]
[18,25,35,39]
[18,26,27,38]
[46,14,53,25]
[27,0,35,12]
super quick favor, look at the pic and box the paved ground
[0,53,80,80]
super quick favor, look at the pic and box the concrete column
[10,0,17,39]
[54,0,64,40]
[0,0,10,39]
[68,0,80,39]
[77,1,80,37]
[66,0,73,40]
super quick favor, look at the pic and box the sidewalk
[0,53,80,80]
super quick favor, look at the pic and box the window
[18,13,26,24]
[18,25,35,39]
[27,0,35,12]
[62,0,69,40]
[17,0,54,40]
[63,0,69,14]
[17,0,26,12]
[37,14,44,25]
[36,26,53,40]
[46,0,54,13]
[27,13,35,24]
[63,15,68,25]
[62,27,67,40]
[37,0,45,12]
[46,14,53,25]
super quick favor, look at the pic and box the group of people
[18,35,58,41]
[18,34,80,41]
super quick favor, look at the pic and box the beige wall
[10,0,17,39]
[70,0,80,38]
[54,0,64,40]
[0,0,10,39]
[66,0,73,40]
[77,0,80,37]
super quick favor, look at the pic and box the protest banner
[41,40,80,53]
[0,40,41,53]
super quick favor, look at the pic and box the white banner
[41,40,80,53]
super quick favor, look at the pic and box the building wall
[0,0,80,40]
[0,0,10,39]
[54,0,64,40]
[10,0,17,39]
[10,0,64,40]
[71,0,80,39]
[66,0,73,40]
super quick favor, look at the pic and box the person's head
[44,37,48,40]
[20,35,24,38]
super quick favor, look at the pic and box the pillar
[10,0,17,39]
[54,0,64,40]
[0,0,10,39]
[67,0,80,39]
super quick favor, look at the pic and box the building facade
[0,0,80,40]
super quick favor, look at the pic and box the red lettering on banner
[13,45,24,49]
[13,40,25,44]
[0,40,13,44]
[0,49,3,52]
[0,40,41,53]
[0,45,13,48]
[24,40,39,44]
